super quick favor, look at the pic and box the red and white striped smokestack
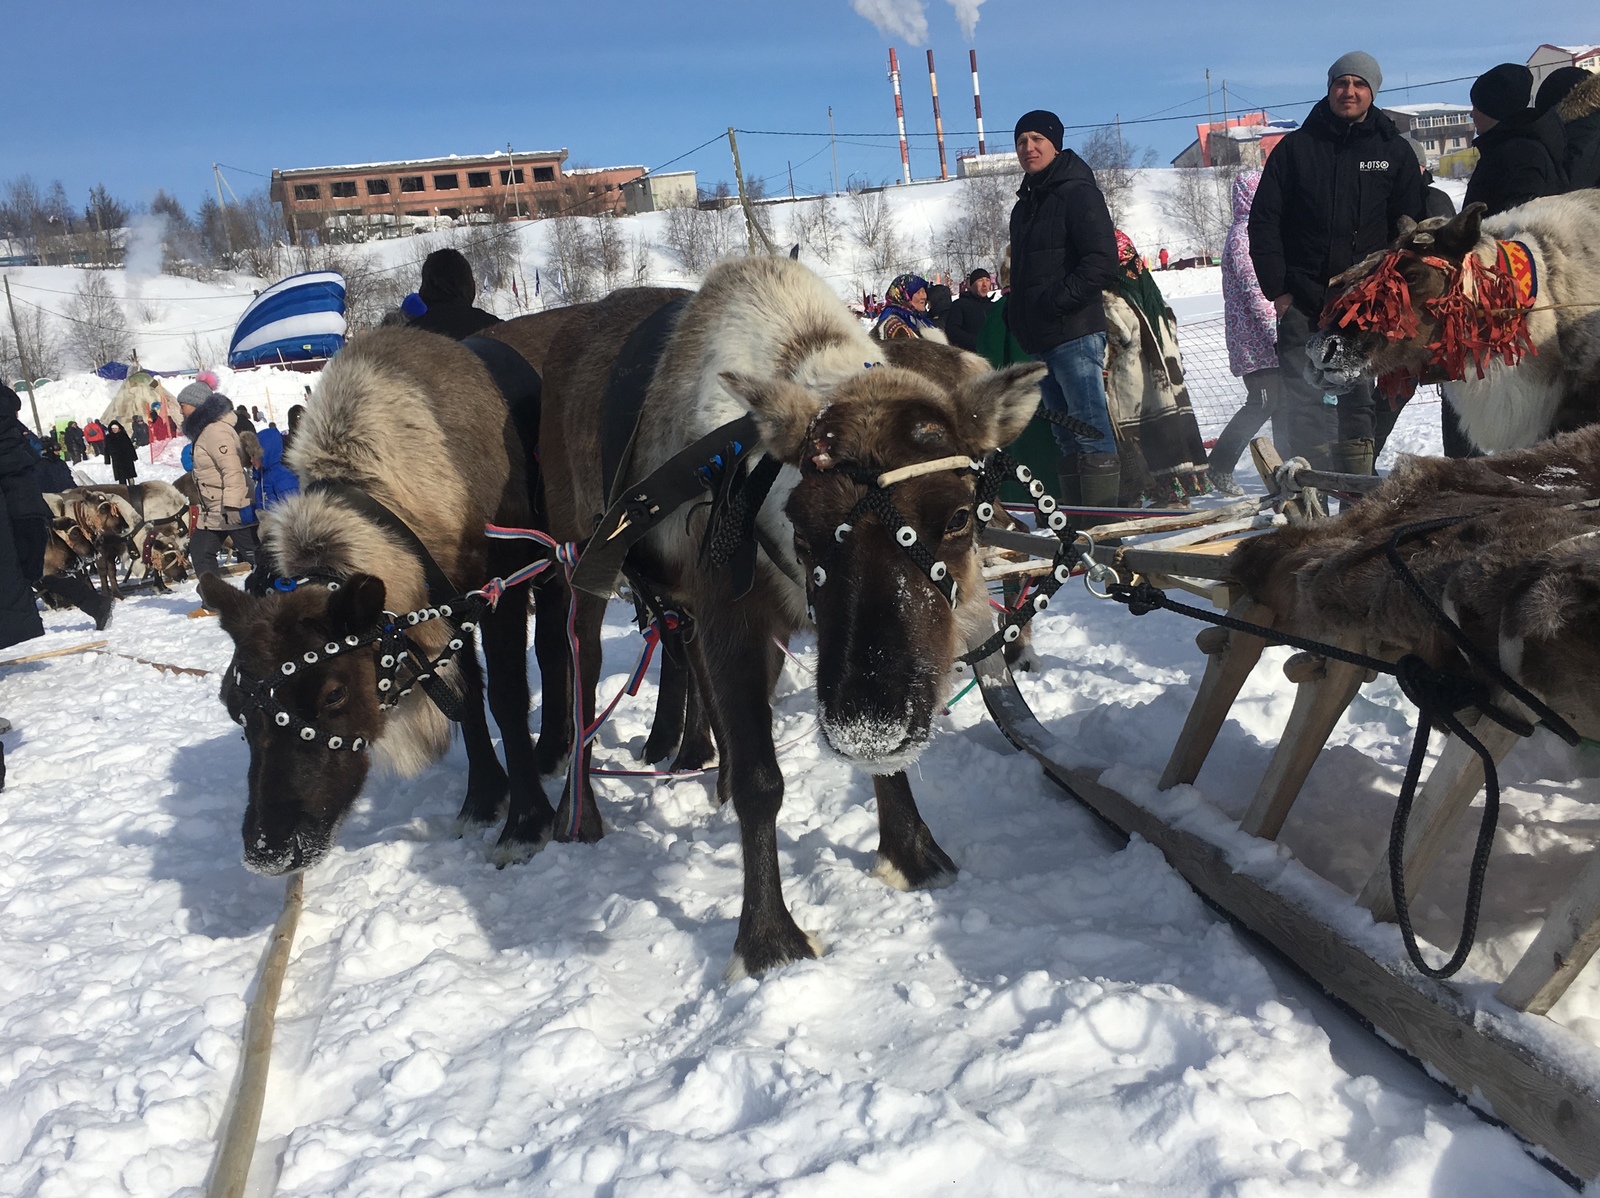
[970,48,986,157]
[888,48,912,185]
[928,49,949,181]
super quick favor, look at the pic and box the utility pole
[4,276,44,436]
[787,160,795,199]
[727,127,774,256]
[213,163,234,262]
[1205,68,1214,167]
[828,106,840,195]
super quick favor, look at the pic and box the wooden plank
[1158,600,1275,790]
[975,657,1600,1181]
[0,639,108,667]
[1500,850,1600,1015]
[1359,718,1524,922]
[1078,498,1259,541]
[1239,650,1368,840]
[1126,518,1258,552]
[1144,573,1237,607]
[1101,545,1240,581]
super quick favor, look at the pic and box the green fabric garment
[1114,266,1168,350]
[979,297,1061,502]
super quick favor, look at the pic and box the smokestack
[888,48,912,185]
[970,49,986,157]
[928,49,949,181]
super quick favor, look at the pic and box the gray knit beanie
[1328,51,1382,94]
[175,380,212,408]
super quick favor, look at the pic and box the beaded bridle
[221,571,489,752]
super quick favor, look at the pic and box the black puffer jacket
[1558,70,1600,191]
[0,387,47,650]
[1006,150,1118,353]
[1249,99,1427,318]
[943,291,993,352]
[409,247,501,340]
[1465,108,1567,216]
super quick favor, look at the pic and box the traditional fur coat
[1102,292,1211,506]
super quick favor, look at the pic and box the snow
[5,170,1593,1195]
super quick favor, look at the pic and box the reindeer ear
[199,574,253,632]
[1435,203,1487,256]
[1395,215,1418,241]
[719,371,824,464]
[326,573,387,637]
[949,362,1047,452]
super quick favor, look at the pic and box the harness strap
[305,480,462,605]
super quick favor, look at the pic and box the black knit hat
[966,268,991,287]
[1535,66,1590,115]
[1014,110,1064,151]
[1471,63,1533,123]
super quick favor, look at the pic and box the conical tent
[101,370,164,426]
[228,271,347,368]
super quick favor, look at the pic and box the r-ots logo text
[1359,160,1391,172]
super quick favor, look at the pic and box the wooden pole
[727,127,774,256]
[0,639,109,667]
[204,874,303,1198]
[829,106,840,195]
[4,275,44,436]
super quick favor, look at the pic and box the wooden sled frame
[975,473,1600,1184]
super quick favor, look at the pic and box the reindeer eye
[323,685,348,712]
[792,532,812,557]
[945,509,971,536]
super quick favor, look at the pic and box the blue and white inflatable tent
[227,271,347,368]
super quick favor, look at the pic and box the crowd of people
[860,51,1599,504]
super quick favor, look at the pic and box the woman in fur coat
[105,420,138,486]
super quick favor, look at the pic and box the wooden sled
[976,456,1600,1184]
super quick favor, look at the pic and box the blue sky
[4,1,1593,213]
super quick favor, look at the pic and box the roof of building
[564,165,646,176]
[276,150,568,178]
[1384,102,1472,116]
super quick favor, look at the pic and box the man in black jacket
[406,248,501,340]
[943,269,995,352]
[1549,67,1600,191]
[1249,51,1426,475]
[1465,63,1567,217]
[1006,110,1121,505]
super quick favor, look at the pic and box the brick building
[271,150,646,241]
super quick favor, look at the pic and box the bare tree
[63,272,131,368]
[944,173,1011,276]
[1078,125,1158,226]
[793,198,843,264]
[660,203,739,277]
[593,214,627,292]
[1159,166,1235,260]
[629,232,654,285]
[1,301,63,381]
[847,186,900,275]
[545,214,602,302]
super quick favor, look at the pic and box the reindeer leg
[452,630,509,830]
[483,581,556,859]
[642,639,689,764]
[529,573,572,781]
[551,588,608,845]
[696,611,820,979]
[871,771,958,890]
[671,658,718,774]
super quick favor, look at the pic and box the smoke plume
[123,213,166,310]
[851,0,991,44]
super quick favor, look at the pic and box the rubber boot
[1078,452,1123,509]
[1331,438,1376,477]
[1055,455,1081,506]
[39,574,114,631]
[1299,442,1334,473]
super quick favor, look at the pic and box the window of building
[467,171,491,188]
[532,166,556,183]
[604,183,615,192]
[500,168,524,185]
[366,178,391,195]
[404,210,429,217]
[434,173,459,190]
[400,175,425,193]
[329,181,358,198]
[292,183,321,201]
[438,207,461,218]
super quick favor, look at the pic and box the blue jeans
[1034,332,1117,456]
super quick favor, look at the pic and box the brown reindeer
[198,325,560,875]
[1229,424,1600,739]
[537,258,1043,978]
[1306,191,1600,452]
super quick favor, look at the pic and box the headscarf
[875,274,936,334]
[1112,231,1168,349]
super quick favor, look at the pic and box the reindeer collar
[1496,239,1537,306]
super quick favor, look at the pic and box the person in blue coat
[253,426,299,511]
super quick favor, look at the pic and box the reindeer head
[722,361,1045,773]
[201,573,390,875]
[1306,204,1489,392]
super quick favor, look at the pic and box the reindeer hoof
[489,828,551,867]
[724,931,825,982]
[872,836,959,891]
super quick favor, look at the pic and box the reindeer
[1228,423,1600,740]
[1305,190,1600,453]
[198,325,561,876]
[537,258,1044,978]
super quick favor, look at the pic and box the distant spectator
[83,419,106,462]
[148,402,176,445]
[1465,63,1566,217]
[1543,66,1600,191]
[870,274,942,341]
[1422,167,1456,220]
[253,426,299,511]
[36,442,74,494]
[233,405,263,470]
[406,248,501,339]
[1158,247,1169,270]
[178,379,258,608]
[131,413,149,447]
[284,403,306,456]
[64,421,85,464]
[925,282,954,328]
[943,269,995,352]
[105,420,138,486]
[1211,170,1278,497]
